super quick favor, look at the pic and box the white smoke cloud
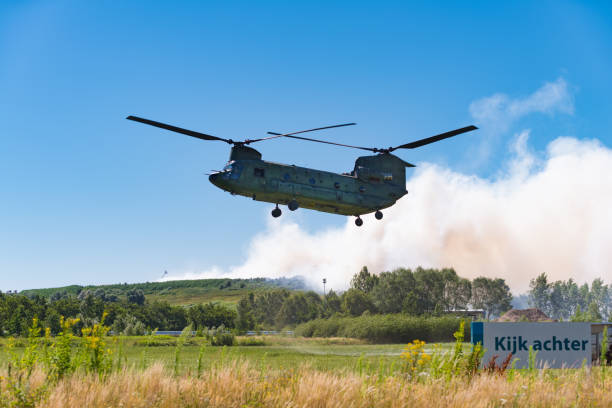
[469,77,574,133]
[164,133,612,293]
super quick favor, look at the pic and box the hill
[19,276,308,306]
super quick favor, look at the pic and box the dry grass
[4,362,610,407]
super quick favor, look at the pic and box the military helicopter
[127,116,477,226]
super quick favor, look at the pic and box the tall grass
[2,362,610,407]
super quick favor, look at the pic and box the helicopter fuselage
[208,145,408,216]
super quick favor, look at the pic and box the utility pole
[322,278,327,297]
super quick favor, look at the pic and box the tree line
[528,273,611,321]
[3,269,607,337]
[236,267,514,330]
[19,276,307,299]
[0,289,236,337]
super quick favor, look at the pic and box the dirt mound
[496,308,553,322]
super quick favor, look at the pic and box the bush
[237,336,267,346]
[132,335,176,347]
[211,332,235,346]
[295,314,470,343]
[131,334,200,347]
[112,314,146,336]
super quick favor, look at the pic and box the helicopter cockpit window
[254,168,265,177]
[222,162,242,180]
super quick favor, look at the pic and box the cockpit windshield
[222,161,242,179]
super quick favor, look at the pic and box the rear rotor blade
[265,124,477,156]
[126,116,232,144]
[391,125,478,150]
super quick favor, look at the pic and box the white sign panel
[472,322,591,368]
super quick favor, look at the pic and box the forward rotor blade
[250,122,357,144]
[126,116,232,144]
[265,131,376,152]
[282,122,356,137]
[391,125,478,150]
[285,134,376,151]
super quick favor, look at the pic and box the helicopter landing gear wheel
[375,210,383,220]
[288,200,299,211]
[271,205,282,218]
[355,217,363,227]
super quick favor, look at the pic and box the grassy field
[1,334,610,407]
[126,337,467,373]
[144,287,246,306]
[0,335,464,374]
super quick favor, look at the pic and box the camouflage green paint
[209,146,408,216]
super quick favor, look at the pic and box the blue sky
[2,1,612,291]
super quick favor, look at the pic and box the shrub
[132,335,177,347]
[295,314,470,343]
[211,332,235,346]
[237,336,266,346]
[112,314,146,336]
[80,312,113,375]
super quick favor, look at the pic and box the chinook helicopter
[127,116,477,226]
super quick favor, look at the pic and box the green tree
[350,266,379,294]
[443,276,472,311]
[590,279,610,321]
[571,303,602,322]
[412,267,449,313]
[253,290,291,327]
[528,273,551,315]
[342,288,375,317]
[370,268,416,314]
[587,301,603,321]
[79,293,105,320]
[44,308,62,335]
[471,277,512,320]
[578,283,591,311]
[275,292,312,327]
[187,303,237,329]
[236,294,255,331]
[562,279,581,319]
[303,291,323,320]
[549,281,566,320]
[52,296,81,319]
[126,289,145,305]
[323,290,342,316]
[140,301,187,330]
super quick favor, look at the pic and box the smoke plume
[163,133,612,293]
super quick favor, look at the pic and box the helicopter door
[253,166,267,190]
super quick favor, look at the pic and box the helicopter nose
[209,172,227,190]
[209,173,220,186]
